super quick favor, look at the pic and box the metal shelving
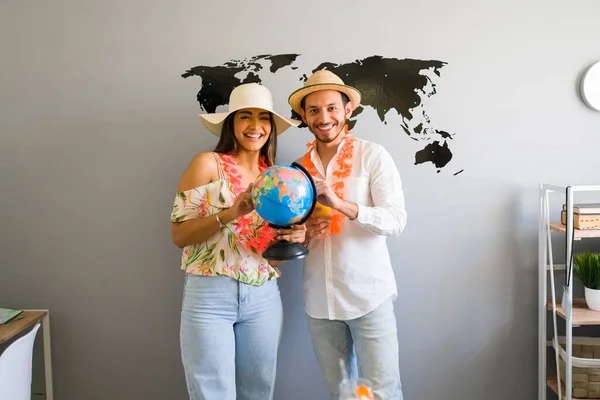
[539,184,600,400]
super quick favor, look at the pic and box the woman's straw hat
[199,83,300,136]
[288,70,362,116]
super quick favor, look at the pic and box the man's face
[300,90,353,144]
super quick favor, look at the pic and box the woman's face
[233,108,272,152]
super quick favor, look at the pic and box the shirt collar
[309,137,349,177]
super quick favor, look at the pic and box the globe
[252,163,316,228]
[251,162,317,260]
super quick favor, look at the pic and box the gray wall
[1,0,600,399]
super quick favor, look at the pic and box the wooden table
[0,310,54,400]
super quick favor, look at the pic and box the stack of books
[561,203,600,230]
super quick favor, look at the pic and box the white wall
[1,0,599,399]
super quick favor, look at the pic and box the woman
[170,83,305,400]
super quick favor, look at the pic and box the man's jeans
[180,274,283,400]
[306,297,403,400]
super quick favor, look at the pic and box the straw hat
[288,70,362,116]
[198,83,300,136]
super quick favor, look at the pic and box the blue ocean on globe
[252,164,315,227]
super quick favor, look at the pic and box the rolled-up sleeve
[352,145,407,236]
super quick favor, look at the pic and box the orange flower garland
[299,125,355,236]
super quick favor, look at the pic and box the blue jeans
[306,297,403,400]
[180,274,283,400]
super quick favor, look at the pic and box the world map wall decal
[182,54,462,174]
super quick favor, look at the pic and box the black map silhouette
[182,54,458,172]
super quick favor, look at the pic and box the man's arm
[333,198,358,221]
[350,145,407,236]
[312,144,406,236]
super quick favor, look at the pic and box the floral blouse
[170,153,279,286]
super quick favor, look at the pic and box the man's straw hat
[288,70,362,115]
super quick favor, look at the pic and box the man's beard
[311,121,345,144]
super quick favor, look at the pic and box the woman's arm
[171,153,253,249]
[171,152,218,248]
[171,207,240,249]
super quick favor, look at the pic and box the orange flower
[217,154,276,254]
[355,385,374,400]
[299,125,355,237]
[220,154,268,196]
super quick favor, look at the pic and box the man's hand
[305,217,331,241]
[276,223,307,243]
[313,177,342,210]
[313,177,359,220]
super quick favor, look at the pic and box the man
[288,70,408,400]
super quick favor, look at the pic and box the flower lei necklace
[218,153,277,254]
[300,125,355,236]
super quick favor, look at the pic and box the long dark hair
[213,111,278,166]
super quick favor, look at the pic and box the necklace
[299,125,355,236]
[219,153,267,195]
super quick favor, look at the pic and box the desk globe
[252,162,316,260]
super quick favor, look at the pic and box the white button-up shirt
[301,137,408,320]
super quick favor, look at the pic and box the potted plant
[574,252,600,311]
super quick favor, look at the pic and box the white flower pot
[585,287,600,311]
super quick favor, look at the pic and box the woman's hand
[276,223,307,243]
[229,184,255,219]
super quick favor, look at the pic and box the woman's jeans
[180,274,283,400]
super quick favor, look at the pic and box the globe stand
[260,162,317,262]
[262,235,309,261]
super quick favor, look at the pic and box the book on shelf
[562,203,600,214]
[0,308,23,324]
[561,211,600,230]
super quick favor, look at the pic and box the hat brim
[198,108,301,137]
[288,83,362,116]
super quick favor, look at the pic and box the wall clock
[580,61,600,112]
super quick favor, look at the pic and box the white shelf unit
[539,184,600,400]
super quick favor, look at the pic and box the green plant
[574,252,600,290]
